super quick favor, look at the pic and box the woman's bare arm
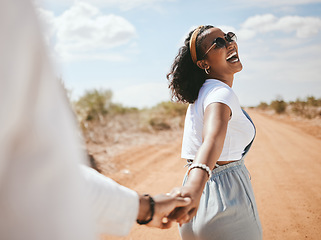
[170,102,231,224]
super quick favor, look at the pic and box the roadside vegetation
[68,88,321,171]
[71,88,187,145]
[71,89,320,145]
[255,96,321,119]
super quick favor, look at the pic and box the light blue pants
[179,160,262,240]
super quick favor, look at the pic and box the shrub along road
[102,110,321,240]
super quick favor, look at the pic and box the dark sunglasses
[202,32,237,59]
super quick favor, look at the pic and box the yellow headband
[189,25,203,64]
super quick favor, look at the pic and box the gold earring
[205,67,210,75]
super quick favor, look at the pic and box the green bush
[148,117,171,130]
[71,89,188,133]
[74,89,112,121]
[257,102,269,110]
[73,89,140,122]
[255,96,321,118]
[109,103,139,115]
[145,101,187,131]
[152,101,188,117]
[270,98,287,114]
[290,98,306,116]
[290,97,321,119]
[306,96,321,107]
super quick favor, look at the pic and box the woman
[167,25,262,240]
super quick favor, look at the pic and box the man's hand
[137,194,191,229]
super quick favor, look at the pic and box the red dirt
[95,110,321,240]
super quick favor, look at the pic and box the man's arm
[81,165,191,235]
[0,1,95,239]
[81,165,139,236]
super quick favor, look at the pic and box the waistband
[185,159,245,178]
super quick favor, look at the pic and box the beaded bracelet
[188,163,212,179]
[136,194,155,225]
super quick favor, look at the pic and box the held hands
[167,165,210,225]
[137,193,191,229]
[168,185,203,226]
[137,183,203,229]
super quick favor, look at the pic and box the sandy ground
[97,110,321,240]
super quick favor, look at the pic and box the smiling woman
[167,25,262,240]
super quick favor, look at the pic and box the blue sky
[36,0,321,108]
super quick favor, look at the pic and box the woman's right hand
[168,184,203,225]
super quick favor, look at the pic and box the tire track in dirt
[101,110,321,240]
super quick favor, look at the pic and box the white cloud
[241,14,321,38]
[90,0,176,11]
[37,0,176,11]
[242,14,277,32]
[55,3,136,55]
[38,2,137,61]
[237,0,321,7]
[277,16,321,37]
[237,28,256,41]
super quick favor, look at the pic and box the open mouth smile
[226,51,239,63]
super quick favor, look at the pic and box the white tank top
[181,79,255,162]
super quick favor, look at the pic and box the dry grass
[81,106,186,175]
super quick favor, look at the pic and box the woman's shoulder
[202,79,232,91]
[199,79,239,111]
[201,80,235,98]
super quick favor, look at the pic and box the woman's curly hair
[167,25,214,104]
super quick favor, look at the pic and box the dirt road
[102,111,321,240]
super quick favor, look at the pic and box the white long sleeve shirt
[0,0,138,239]
[81,166,139,236]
